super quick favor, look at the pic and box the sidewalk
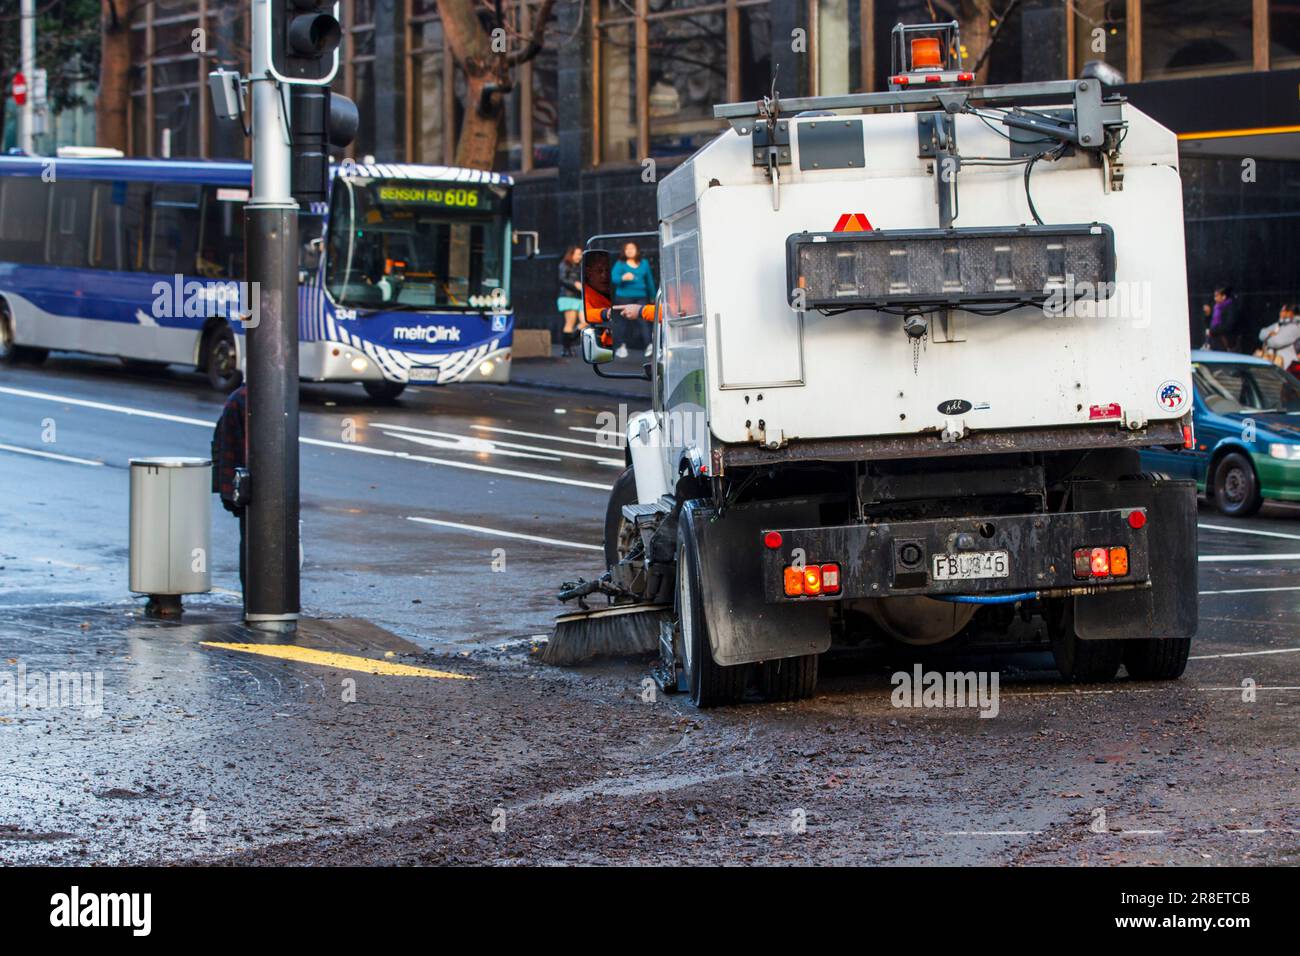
[509,346,652,402]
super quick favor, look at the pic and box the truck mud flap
[1072,478,1198,641]
[686,500,831,667]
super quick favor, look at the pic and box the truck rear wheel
[677,514,747,708]
[1048,600,1123,683]
[758,655,818,702]
[1123,637,1191,680]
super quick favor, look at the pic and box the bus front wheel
[363,380,407,402]
[203,324,242,392]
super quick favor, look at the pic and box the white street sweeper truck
[550,21,1198,707]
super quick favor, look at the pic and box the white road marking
[406,516,602,551]
[471,423,612,449]
[0,384,612,491]
[0,442,103,467]
[1198,553,1300,562]
[942,830,1042,836]
[381,429,563,463]
[0,384,212,426]
[1189,644,1300,660]
[375,420,623,465]
[1199,523,1300,542]
[1199,585,1300,596]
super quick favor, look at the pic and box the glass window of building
[1073,1,1128,80]
[1273,0,1300,68]
[1142,0,1253,79]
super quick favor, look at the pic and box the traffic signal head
[270,0,342,84]
[289,88,358,204]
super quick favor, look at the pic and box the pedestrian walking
[611,241,656,358]
[211,384,249,593]
[1205,285,1240,352]
[556,245,584,357]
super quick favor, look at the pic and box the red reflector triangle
[833,213,873,232]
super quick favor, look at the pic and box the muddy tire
[1048,600,1123,683]
[603,466,639,569]
[203,323,242,392]
[758,654,818,702]
[677,512,747,708]
[1212,452,1262,518]
[363,380,406,402]
[1123,637,1191,681]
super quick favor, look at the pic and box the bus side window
[199,186,246,280]
[0,177,51,265]
[46,181,95,268]
[149,184,202,275]
[92,181,150,273]
[123,183,151,271]
[92,182,124,271]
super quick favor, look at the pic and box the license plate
[407,368,439,383]
[932,550,1009,580]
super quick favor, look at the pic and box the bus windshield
[325,177,509,310]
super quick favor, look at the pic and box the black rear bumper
[761,507,1149,602]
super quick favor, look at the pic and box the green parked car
[1142,350,1300,517]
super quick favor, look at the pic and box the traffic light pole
[244,0,300,632]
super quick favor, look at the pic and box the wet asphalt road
[1,355,1298,865]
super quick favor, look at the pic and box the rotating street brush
[543,603,670,666]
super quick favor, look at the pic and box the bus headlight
[478,360,496,376]
[1268,443,1300,461]
[350,356,369,373]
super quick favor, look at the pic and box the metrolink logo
[49,887,151,936]
[1,662,103,718]
[393,324,462,343]
[890,664,1000,718]
[1042,273,1152,328]
[151,274,259,328]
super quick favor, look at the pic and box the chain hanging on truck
[903,311,928,374]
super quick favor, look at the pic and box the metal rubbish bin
[129,457,212,614]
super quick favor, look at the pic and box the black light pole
[242,0,353,631]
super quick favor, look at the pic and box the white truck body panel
[654,103,1190,478]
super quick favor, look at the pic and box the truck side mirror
[581,325,616,365]
[513,230,539,259]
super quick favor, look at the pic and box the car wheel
[204,324,243,392]
[1212,452,1263,517]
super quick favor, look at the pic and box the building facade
[120,0,1300,339]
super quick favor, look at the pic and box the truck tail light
[783,562,840,597]
[803,566,823,595]
[1127,509,1146,530]
[764,530,783,549]
[784,566,804,596]
[1072,546,1129,579]
[820,563,840,594]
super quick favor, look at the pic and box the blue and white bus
[0,153,521,400]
